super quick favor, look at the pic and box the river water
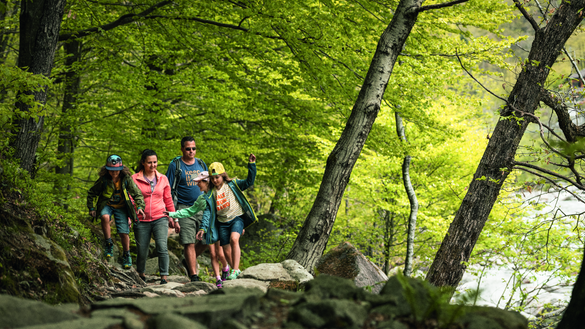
[454,187,585,320]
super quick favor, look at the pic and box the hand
[242,229,245,236]
[128,217,132,226]
[89,210,96,218]
[174,222,181,234]
[249,153,256,163]
[137,209,145,218]
[196,230,204,241]
[168,217,174,228]
[163,211,170,216]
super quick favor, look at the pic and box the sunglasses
[184,147,196,151]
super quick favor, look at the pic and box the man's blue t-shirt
[166,158,208,206]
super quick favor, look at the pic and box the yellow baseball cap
[209,162,225,175]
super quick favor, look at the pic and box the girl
[166,171,230,288]
[132,149,176,284]
[87,155,145,269]
[197,154,257,280]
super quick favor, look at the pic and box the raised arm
[236,154,256,191]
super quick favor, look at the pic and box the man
[166,136,209,282]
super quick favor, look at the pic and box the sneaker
[104,240,114,258]
[160,279,168,285]
[190,274,201,282]
[122,252,132,269]
[221,266,230,281]
[216,279,223,288]
[227,269,241,280]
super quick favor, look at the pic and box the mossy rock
[304,274,365,300]
[288,299,368,329]
[456,306,528,329]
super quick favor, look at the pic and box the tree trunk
[286,0,424,271]
[395,112,419,277]
[426,0,585,288]
[55,39,81,193]
[402,155,418,277]
[381,208,396,274]
[10,0,65,175]
[557,244,585,328]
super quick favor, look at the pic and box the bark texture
[426,0,585,288]
[56,40,81,181]
[11,0,65,175]
[540,90,585,143]
[557,246,585,328]
[402,155,418,277]
[286,0,424,271]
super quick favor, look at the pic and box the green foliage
[394,272,473,327]
[1,2,582,310]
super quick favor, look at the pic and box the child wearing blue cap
[87,155,145,268]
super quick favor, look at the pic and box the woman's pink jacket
[132,170,175,222]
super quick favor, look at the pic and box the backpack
[169,156,205,208]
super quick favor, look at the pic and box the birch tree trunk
[402,155,418,277]
[426,0,585,288]
[395,112,419,277]
[10,0,66,176]
[287,0,424,271]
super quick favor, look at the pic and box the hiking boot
[122,251,132,269]
[104,240,114,258]
[190,274,201,282]
[221,266,230,281]
[227,269,241,280]
[216,279,223,288]
[160,279,168,285]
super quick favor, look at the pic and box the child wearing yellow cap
[196,154,257,280]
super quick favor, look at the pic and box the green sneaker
[104,241,114,258]
[227,269,241,280]
[122,252,132,269]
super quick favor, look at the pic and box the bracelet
[174,219,179,222]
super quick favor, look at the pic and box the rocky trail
[1,242,534,329]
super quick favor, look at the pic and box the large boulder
[316,241,388,294]
[238,260,313,291]
[240,263,294,281]
[281,259,314,286]
[222,278,270,293]
[31,234,81,302]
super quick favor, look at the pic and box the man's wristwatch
[174,219,179,222]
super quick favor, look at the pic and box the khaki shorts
[176,204,202,245]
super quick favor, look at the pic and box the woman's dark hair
[135,149,158,173]
[98,165,132,179]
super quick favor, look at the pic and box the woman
[132,149,177,284]
[87,154,145,269]
[166,171,230,288]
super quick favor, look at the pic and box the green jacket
[168,194,207,219]
[87,175,145,222]
[200,162,258,245]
